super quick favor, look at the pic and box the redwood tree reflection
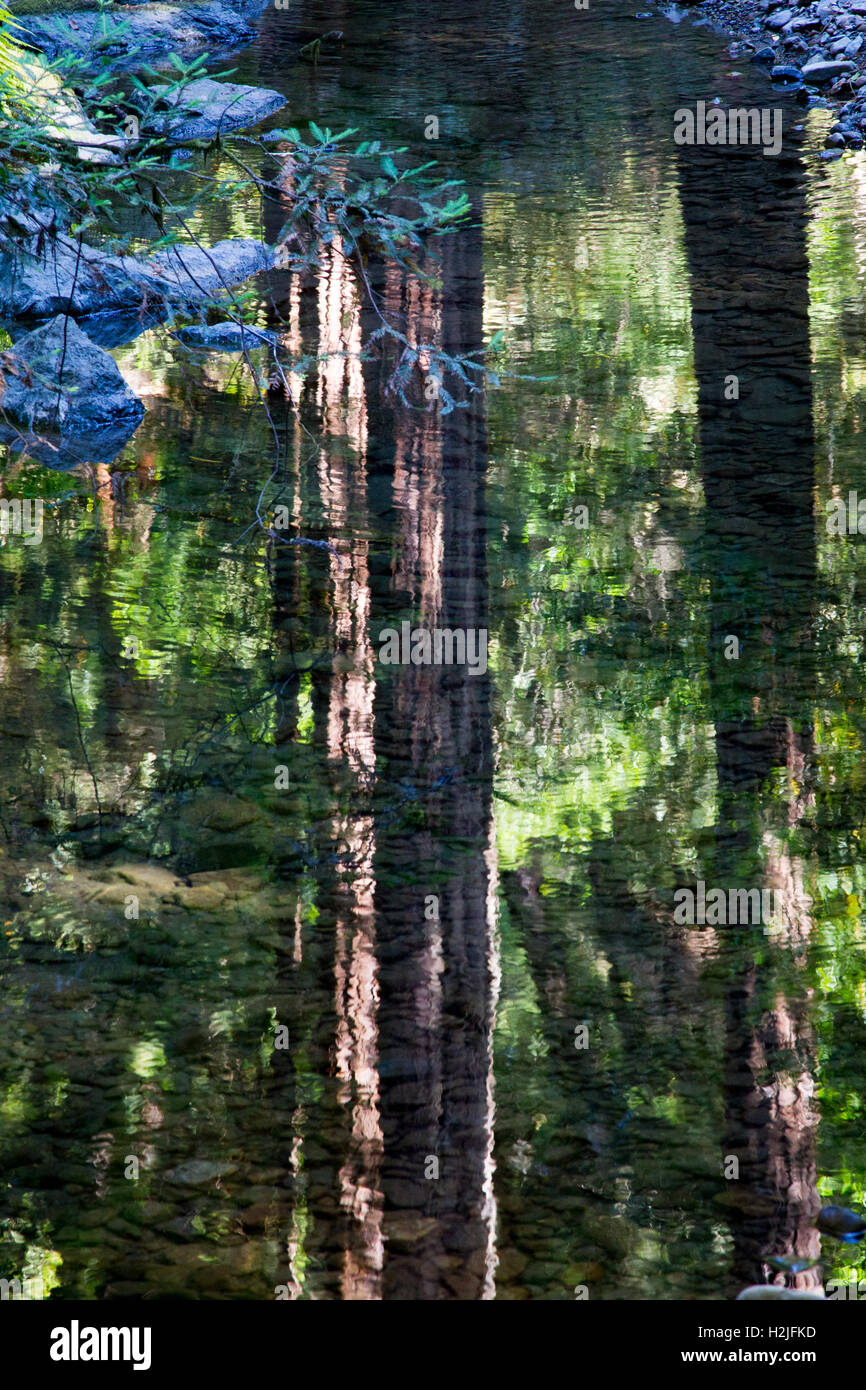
[678,96,821,1293]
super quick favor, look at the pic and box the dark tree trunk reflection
[366,221,498,1299]
[678,105,821,1293]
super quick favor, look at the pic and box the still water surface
[2,0,866,1299]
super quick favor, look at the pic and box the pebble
[802,58,857,82]
[768,9,795,29]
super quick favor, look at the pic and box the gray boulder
[0,315,144,432]
[0,236,160,319]
[0,234,274,319]
[146,239,274,304]
[143,77,286,143]
[177,321,279,350]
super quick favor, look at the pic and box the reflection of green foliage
[7,23,866,1305]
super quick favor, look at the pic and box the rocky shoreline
[12,0,271,67]
[0,0,286,447]
[673,0,866,151]
[16,0,866,457]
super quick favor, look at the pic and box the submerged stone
[165,1159,237,1185]
[0,417,142,470]
[177,321,279,351]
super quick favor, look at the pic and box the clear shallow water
[2,0,866,1300]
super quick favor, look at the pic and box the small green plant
[231,122,498,412]
[261,122,472,275]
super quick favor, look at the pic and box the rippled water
[3,0,866,1300]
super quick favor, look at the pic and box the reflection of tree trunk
[723,964,820,1289]
[266,216,498,1297]
[367,220,499,1299]
[678,116,820,1292]
[266,239,386,1296]
[317,290,384,1298]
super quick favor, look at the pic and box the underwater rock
[0,417,142,470]
[165,1159,237,1185]
[583,1211,640,1259]
[177,321,279,351]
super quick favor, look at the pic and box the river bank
[676,0,866,149]
[0,0,287,443]
[8,0,271,65]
